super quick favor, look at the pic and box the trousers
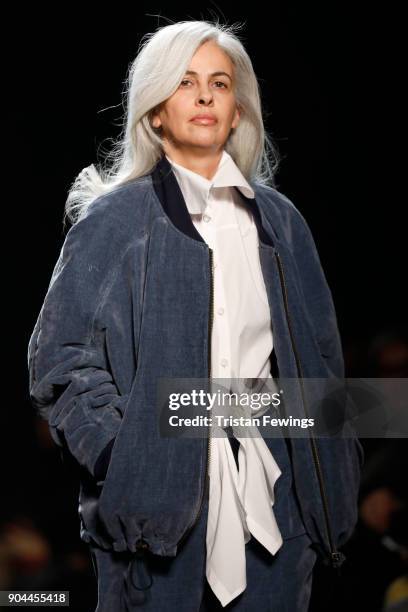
[89,476,317,611]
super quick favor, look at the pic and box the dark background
[3,2,406,610]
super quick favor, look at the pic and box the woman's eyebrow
[184,70,232,82]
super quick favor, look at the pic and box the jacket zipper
[275,249,345,570]
[207,248,214,481]
[175,247,213,548]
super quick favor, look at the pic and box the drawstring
[126,540,153,591]
[121,540,153,611]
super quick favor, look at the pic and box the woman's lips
[190,117,217,125]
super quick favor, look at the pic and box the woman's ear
[149,105,162,130]
[232,104,242,130]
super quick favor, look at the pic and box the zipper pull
[330,550,346,569]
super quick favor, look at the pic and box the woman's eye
[179,80,227,89]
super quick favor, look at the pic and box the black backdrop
[3,3,406,610]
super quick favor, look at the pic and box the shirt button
[221,358,228,367]
[203,214,211,222]
[217,307,224,315]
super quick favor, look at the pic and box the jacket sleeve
[286,201,365,552]
[27,205,128,481]
[289,202,365,459]
[289,205,345,380]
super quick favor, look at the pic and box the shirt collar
[164,149,255,215]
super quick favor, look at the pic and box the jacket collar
[164,149,255,215]
[150,152,275,248]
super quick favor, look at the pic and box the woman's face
[151,40,240,156]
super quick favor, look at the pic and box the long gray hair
[64,19,281,227]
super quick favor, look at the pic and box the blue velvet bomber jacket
[27,153,364,569]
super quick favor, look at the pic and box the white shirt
[166,150,283,607]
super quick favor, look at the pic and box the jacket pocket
[95,379,139,492]
[94,376,138,487]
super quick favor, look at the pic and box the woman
[27,19,364,611]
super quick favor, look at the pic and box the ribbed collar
[164,149,255,215]
[150,151,276,249]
